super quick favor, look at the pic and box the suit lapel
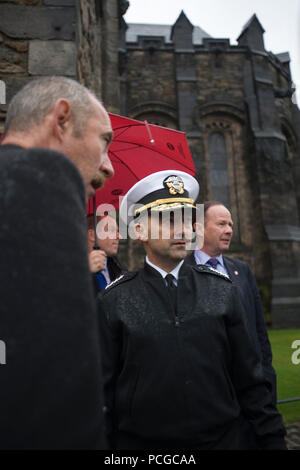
[223,257,242,287]
[223,257,235,281]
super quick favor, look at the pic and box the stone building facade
[0,2,299,327]
[0,0,123,127]
[121,11,300,328]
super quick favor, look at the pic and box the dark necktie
[165,273,176,288]
[165,274,177,310]
[207,258,219,270]
[96,272,108,290]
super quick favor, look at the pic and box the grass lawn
[268,329,300,423]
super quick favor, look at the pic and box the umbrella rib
[113,139,174,157]
[111,141,194,169]
[113,125,143,139]
[109,149,140,179]
[112,143,140,152]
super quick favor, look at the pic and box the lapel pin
[234,270,239,276]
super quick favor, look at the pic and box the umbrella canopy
[86,113,196,214]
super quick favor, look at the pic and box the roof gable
[126,22,211,45]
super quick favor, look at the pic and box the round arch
[128,101,178,129]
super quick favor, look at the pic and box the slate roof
[126,23,211,45]
[239,13,265,35]
[276,52,290,63]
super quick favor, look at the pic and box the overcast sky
[125,0,300,104]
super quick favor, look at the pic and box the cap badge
[163,175,184,195]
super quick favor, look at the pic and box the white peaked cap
[119,170,199,225]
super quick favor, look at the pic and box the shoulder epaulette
[193,264,231,282]
[102,271,138,293]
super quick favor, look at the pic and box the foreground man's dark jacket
[98,263,286,450]
[0,145,105,449]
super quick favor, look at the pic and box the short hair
[3,76,99,138]
[204,200,229,218]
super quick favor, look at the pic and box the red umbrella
[86,113,196,214]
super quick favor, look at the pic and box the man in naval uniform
[97,170,286,450]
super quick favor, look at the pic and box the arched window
[129,102,178,130]
[208,132,230,208]
[200,113,250,248]
[132,111,178,130]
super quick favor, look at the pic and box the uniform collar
[145,256,184,280]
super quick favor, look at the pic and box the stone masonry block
[43,0,75,5]
[29,40,76,76]
[0,76,31,112]
[0,5,75,40]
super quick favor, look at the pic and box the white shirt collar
[100,258,111,284]
[145,256,184,280]
[194,249,225,267]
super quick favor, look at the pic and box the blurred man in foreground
[0,76,114,449]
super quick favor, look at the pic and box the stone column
[76,0,102,97]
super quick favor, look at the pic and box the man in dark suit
[98,171,286,450]
[0,76,114,449]
[87,214,126,293]
[185,200,277,448]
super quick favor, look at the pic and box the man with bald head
[0,77,114,449]
[185,200,278,449]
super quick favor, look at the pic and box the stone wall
[195,52,245,104]
[0,0,77,133]
[0,0,122,132]
[100,0,121,113]
[76,0,102,98]
[122,13,300,327]
[122,43,274,280]
[125,50,177,116]
[123,41,254,270]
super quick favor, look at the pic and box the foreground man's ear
[52,98,72,141]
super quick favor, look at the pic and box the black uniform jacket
[0,145,105,449]
[98,262,286,449]
[185,253,277,404]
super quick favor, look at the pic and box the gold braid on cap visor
[135,197,196,217]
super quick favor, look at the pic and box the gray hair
[3,76,99,138]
